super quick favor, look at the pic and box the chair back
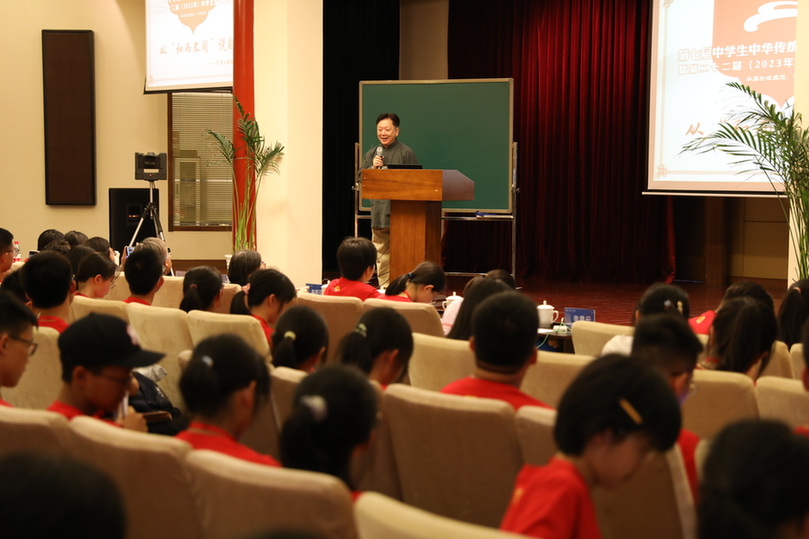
[68,416,203,539]
[126,302,193,408]
[105,272,131,301]
[69,295,129,323]
[409,333,475,391]
[755,376,809,429]
[0,406,71,456]
[571,320,633,356]
[514,406,558,466]
[520,351,594,408]
[187,450,357,539]
[186,310,269,356]
[2,327,62,409]
[383,384,522,527]
[351,382,401,499]
[354,492,526,539]
[364,298,444,337]
[791,343,805,380]
[297,292,364,364]
[239,363,281,460]
[682,370,758,440]
[271,366,308,429]
[215,283,241,314]
[152,275,185,309]
[759,341,793,378]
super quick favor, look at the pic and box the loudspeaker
[109,188,160,254]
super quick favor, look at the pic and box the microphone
[374,146,384,168]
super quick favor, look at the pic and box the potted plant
[207,99,284,251]
[682,82,809,280]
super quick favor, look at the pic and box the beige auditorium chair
[187,450,357,539]
[408,333,475,391]
[215,283,241,314]
[0,406,71,456]
[791,343,805,381]
[126,302,194,408]
[364,298,444,337]
[297,292,363,363]
[593,447,696,539]
[69,295,129,323]
[681,370,758,440]
[759,341,793,378]
[755,376,809,429]
[520,351,594,408]
[239,362,281,460]
[384,384,522,527]
[104,271,130,302]
[571,320,633,357]
[3,327,62,409]
[152,275,185,309]
[515,405,558,466]
[351,382,401,499]
[271,366,308,428]
[186,310,269,357]
[355,491,527,539]
[68,416,203,539]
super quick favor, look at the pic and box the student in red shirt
[179,266,223,313]
[336,307,413,387]
[500,354,681,539]
[281,365,378,498]
[792,321,809,438]
[19,251,74,333]
[324,237,385,300]
[688,280,774,336]
[446,277,512,341]
[177,333,278,467]
[271,305,328,372]
[74,252,117,299]
[122,248,164,305]
[244,268,297,344]
[0,228,16,281]
[227,249,264,315]
[384,261,445,303]
[0,293,38,407]
[441,292,551,410]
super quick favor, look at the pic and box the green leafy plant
[682,82,809,279]
[207,98,284,251]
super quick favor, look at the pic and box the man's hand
[117,406,148,432]
[373,155,384,168]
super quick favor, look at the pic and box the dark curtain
[322,1,400,273]
[444,0,674,282]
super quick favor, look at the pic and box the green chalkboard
[360,79,513,213]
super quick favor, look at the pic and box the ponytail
[229,290,251,315]
[246,269,296,308]
[270,306,329,370]
[336,307,413,379]
[711,297,776,377]
[179,266,223,313]
[385,261,446,297]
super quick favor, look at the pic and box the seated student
[384,261,446,303]
[699,420,809,539]
[136,237,172,276]
[689,280,774,335]
[47,314,160,432]
[37,228,64,251]
[441,292,551,410]
[19,251,74,333]
[85,236,116,263]
[0,270,28,305]
[0,227,16,280]
[602,283,691,356]
[65,245,95,276]
[123,248,164,305]
[280,364,378,497]
[336,307,413,387]
[243,268,297,343]
[179,266,224,313]
[271,305,328,372]
[75,252,117,299]
[64,229,89,249]
[777,279,809,349]
[446,277,512,341]
[700,296,777,379]
[791,320,809,437]
[324,237,385,300]
[500,354,681,539]
[630,314,704,502]
[443,269,516,335]
[228,250,263,315]
[41,239,71,256]
[0,293,38,406]
[177,333,278,466]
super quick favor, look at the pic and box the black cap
[58,314,164,370]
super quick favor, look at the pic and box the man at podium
[360,113,419,287]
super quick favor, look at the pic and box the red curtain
[444,0,675,283]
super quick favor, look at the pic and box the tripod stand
[127,180,174,276]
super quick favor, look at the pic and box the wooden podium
[361,169,474,279]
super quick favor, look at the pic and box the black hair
[75,252,117,284]
[0,271,28,305]
[280,365,377,489]
[179,266,223,313]
[722,280,775,311]
[631,314,703,373]
[554,354,681,455]
[376,112,400,128]
[386,261,446,297]
[485,268,517,289]
[447,277,512,341]
[85,236,112,257]
[42,239,70,256]
[336,307,413,380]
[470,291,538,372]
[37,229,64,251]
[66,245,96,276]
[228,250,262,286]
[634,283,691,322]
[64,230,89,248]
[0,228,13,252]
[271,306,329,370]
[246,269,296,308]
[801,319,809,370]
[19,251,73,309]
[0,453,125,539]
[180,333,271,418]
[336,237,377,281]
[710,296,777,378]
[777,279,809,348]
[699,420,809,539]
[124,248,164,296]
[0,293,38,336]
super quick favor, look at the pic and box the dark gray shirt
[360,139,419,228]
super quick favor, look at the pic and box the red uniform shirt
[323,277,384,301]
[689,310,715,335]
[795,425,809,438]
[441,377,552,411]
[0,399,12,407]
[38,315,69,334]
[252,315,273,344]
[501,458,601,539]
[678,428,700,502]
[177,421,280,467]
[46,400,118,426]
[124,297,150,306]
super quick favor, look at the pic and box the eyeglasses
[9,334,37,356]
[4,248,19,256]
[97,372,132,387]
